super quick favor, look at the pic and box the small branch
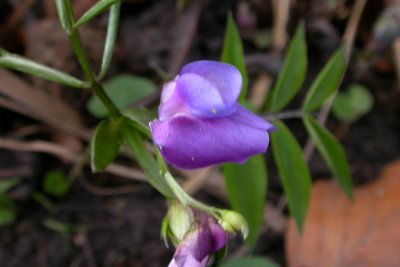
[271,0,290,52]
[0,137,147,182]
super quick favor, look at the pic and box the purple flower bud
[150,60,275,169]
[168,213,227,267]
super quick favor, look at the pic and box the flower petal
[150,109,269,169]
[158,81,188,120]
[176,60,242,118]
[208,218,228,251]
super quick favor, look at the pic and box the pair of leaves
[267,23,352,230]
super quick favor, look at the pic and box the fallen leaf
[286,160,400,267]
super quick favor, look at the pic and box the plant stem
[164,172,217,217]
[63,0,120,117]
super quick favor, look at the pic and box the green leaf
[302,46,346,112]
[98,1,121,80]
[0,178,19,194]
[121,107,153,137]
[87,74,157,118]
[0,50,86,88]
[332,84,373,123]
[303,115,353,198]
[0,195,16,226]
[120,121,173,198]
[222,256,280,267]
[221,13,248,102]
[271,120,311,231]
[269,23,307,112]
[54,0,71,31]
[74,0,118,29]
[223,155,267,248]
[43,170,70,197]
[91,118,123,172]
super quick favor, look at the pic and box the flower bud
[218,210,249,239]
[167,201,194,242]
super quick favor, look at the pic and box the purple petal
[176,60,242,118]
[150,108,269,169]
[169,255,208,267]
[231,105,276,131]
[208,218,228,251]
[158,81,188,120]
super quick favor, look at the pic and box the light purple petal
[150,108,269,169]
[159,81,188,120]
[176,60,242,118]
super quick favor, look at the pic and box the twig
[0,137,147,182]
[0,0,36,39]
[79,176,142,196]
[271,0,290,52]
[303,0,367,162]
[392,37,400,91]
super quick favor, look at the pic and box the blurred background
[0,0,400,266]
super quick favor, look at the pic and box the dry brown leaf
[286,160,400,267]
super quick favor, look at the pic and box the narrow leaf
[271,120,311,231]
[303,114,353,198]
[269,23,307,112]
[221,13,248,101]
[222,256,280,267]
[99,1,121,80]
[54,0,70,31]
[121,121,173,198]
[0,195,16,226]
[302,46,346,112]
[0,51,86,88]
[91,118,123,172]
[75,0,117,29]
[223,155,267,247]
[87,75,156,118]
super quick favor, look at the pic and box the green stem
[164,172,217,217]
[63,0,120,117]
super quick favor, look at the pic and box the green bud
[218,210,249,239]
[167,201,194,242]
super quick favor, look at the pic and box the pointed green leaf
[91,118,123,171]
[0,50,86,88]
[223,155,267,247]
[302,47,346,112]
[120,121,173,198]
[269,23,307,112]
[303,114,353,198]
[43,170,70,197]
[75,0,118,29]
[87,74,157,118]
[271,120,311,231]
[221,13,248,101]
[54,0,70,31]
[222,256,280,267]
[98,1,121,80]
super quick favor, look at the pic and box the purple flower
[168,214,227,267]
[150,60,274,169]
